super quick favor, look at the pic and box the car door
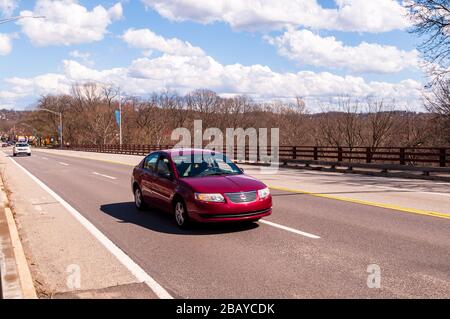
[152,154,177,212]
[140,153,159,202]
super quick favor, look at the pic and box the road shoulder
[0,151,157,298]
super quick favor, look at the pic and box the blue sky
[0,0,426,110]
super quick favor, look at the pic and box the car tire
[174,199,190,229]
[28,153,31,156]
[13,153,16,157]
[134,186,146,210]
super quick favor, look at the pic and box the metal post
[338,147,343,162]
[60,112,63,149]
[440,148,447,168]
[400,148,406,165]
[119,91,123,147]
[366,147,372,163]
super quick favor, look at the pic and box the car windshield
[16,144,28,147]
[172,153,242,178]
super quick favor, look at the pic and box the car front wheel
[174,199,190,228]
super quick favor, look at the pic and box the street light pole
[0,15,46,25]
[40,108,63,149]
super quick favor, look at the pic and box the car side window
[156,156,172,177]
[143,153,158,171]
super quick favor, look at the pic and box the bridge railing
[65,144,450,169]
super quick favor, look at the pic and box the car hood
[181,174,267,193]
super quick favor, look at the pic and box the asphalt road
[6,149,450,298]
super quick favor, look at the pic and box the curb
[0,179,37,299]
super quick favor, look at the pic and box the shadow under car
[100,202,260,236]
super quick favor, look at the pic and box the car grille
[200,209,271,219]
[225,191,257,203]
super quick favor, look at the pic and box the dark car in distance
[131,149,272,227]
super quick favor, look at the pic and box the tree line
[16,84,448,148]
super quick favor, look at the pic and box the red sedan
[131,149,272,227]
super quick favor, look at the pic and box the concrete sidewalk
[0,186,24,299]
[34,148,450,217]
[0,151,157,298]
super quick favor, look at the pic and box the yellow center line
[268,185,450,221]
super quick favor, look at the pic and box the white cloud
[1,54,423,110]
[122,28,205,56]
[69,50,90,60]
[141,0,409,33]
[266,29,419,74]
[17,0,123,46]
[0,73,71,108]
[0,0,18,17]
[69,50,94,66]
[0,33,13,55]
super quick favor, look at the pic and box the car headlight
[258,187,270,199]
[195,193,225,203]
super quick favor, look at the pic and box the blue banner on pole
[115,110,121,126]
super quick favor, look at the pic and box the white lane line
[41,157,48,160]
[58,162,69,166]
[260,220,321,239]
[8,156,173,299]
[93,172,117,180]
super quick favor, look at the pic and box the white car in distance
[13,143,31,157]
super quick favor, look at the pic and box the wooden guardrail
[66,144,449,169]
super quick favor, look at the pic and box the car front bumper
[187,196,273,223]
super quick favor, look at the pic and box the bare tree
[317,98,363,149]
[364,100,396,150]
[391,111,436,147]
[406,0,450,78]
[424,78,450,144]
[406,1,450,145]
[186,89,220,128]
